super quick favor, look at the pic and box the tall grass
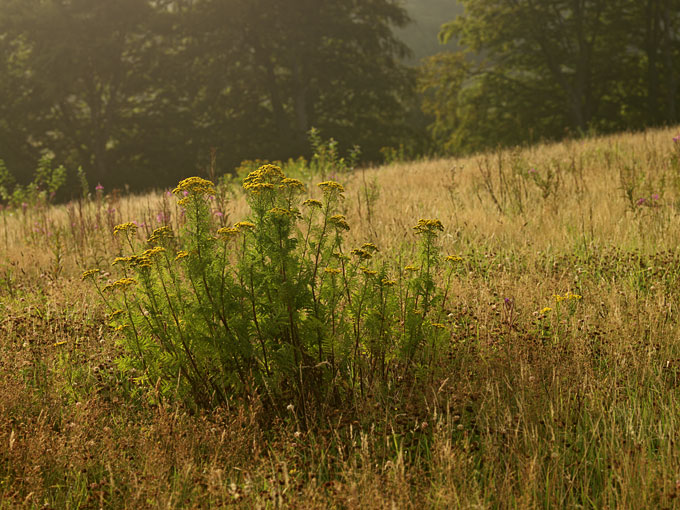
[2,127,680,508]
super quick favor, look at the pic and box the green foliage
[0,0,418,190]
[0,155,67,208]
[307,127,361,178]
[87,166,456,421]
[421,0,680,155]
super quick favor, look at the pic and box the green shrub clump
[85,165,457,422]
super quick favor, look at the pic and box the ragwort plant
[85,165,453,424]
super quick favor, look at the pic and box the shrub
[85,166,455,424]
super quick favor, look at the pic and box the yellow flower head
[217,227,240,240]
[553,292,582,303]
[172,177,215,197]
[243,164,285,193]
[360,266,377,276]
[381,278,396,286]
[318,181,345,196]
[303,199,323,208]
[351,248,372,260]
[81,268,100,280]
[540,307,553,314]
[141,246,165,258]
[413,219,444,235]
[280,178,306,193]
[148,226,174,245]
[329,214,350,231]
[431,323,446,329]
[446,255,463,263]
[324,267,341,275]
[113,222,138,236]
[112,256,133,266]
[361,242,379,253]
[103,277,137,292]
[243,182,274,193]
[268,207,294,220]
[175,250,189,261]
[404,265,419,273]
[234,221,256,232]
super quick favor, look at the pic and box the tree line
[420,0,680,153]
[0,0,678,193]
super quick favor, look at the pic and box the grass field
[3,127,680,509]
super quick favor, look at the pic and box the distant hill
[396,0,463,64]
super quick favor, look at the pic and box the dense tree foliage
[0,0,415,190]
[2,0,679,190]
[421,0,680,155]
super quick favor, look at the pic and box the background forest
[0,0,678,192]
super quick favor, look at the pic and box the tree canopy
[0,0,416,191]
[420,0,680,154]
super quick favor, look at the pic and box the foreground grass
[3,128,680,508]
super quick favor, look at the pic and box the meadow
[2,127,680,509]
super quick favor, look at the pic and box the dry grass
[2,127,680,508]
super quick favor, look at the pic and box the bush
[85,165,458,424]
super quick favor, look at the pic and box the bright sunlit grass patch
[2,126,680,508]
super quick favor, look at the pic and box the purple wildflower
[95,183,104,192]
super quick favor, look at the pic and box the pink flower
[95,183,104,191]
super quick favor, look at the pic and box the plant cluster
[86,166,457,424]
[0,155,67,209]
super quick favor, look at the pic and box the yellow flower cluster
[113,247,165,268]
[173,177,215,196]
[280,177,306,193]
[318,181,345,196]
[217,226,240,240]
[351,248,373,260]
[324,267,341,275]
[329,214,350,231]
[446,255,463,263]
[381,278,396,286]
[553,291,582,303]
[540,307,553,314]
[81,268,100,280]
[234,221,256,231]
[175,250,189,261]
[303,199,323,208]
[413,218,444,235]
[103,277,137,292]
[113,222,138,236]
[243,164,285,193]
[361,242,379,253]
[148,226,173,245]
[404,265,419,272]
[270,207,292,216]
